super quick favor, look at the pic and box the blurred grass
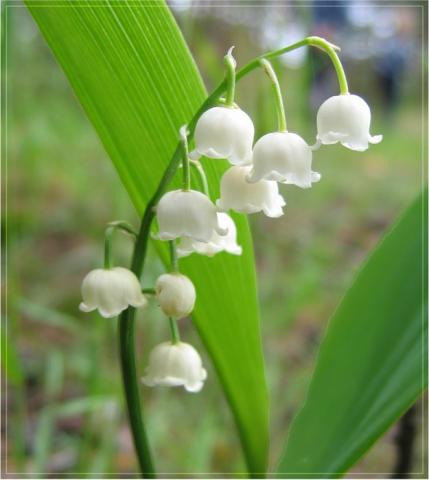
[3,3,426,476]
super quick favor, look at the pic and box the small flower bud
[315,94,382,151]
[141,341,207,393]
[247,132,319,189]
[216,166,286,218]
[156,189,226,243]
[155,273,196,319]
[177,213,242,258]
[193,106,254,166]
[79,267,147,318]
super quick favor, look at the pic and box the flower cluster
[79,40,381,395]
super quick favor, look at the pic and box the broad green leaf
[278,189,427,476]
[25,1,268,473]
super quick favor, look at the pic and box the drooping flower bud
[141,341,207,393]
[177,212,242,258]
[247,132,319,189]
[155,273,196,319]
[156,189,226,243]
[192,106,254,166]
[216,166,286,218]
[315,94,382,151]
[79,267,147,318]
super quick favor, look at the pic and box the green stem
[107,220,138,238]
[224,47,236,107]
[180,127,191,191]
[169,240,178,272]
[104,221,138,269]
[142,288,156,295]
[190,160,209,197]
[118,35,348,477]
[260,59,287,132]
[118,314,154,477]
[306,36,349,94]
[168,317,181,344]
[104,226,114,269]
[117,150,180,477]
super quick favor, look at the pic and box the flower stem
[259,59,287,132]
[224,47,236,107]
[142,288,155,295]
[118,36,348,477]
[104,221,138,269]
[168,317,181,344]
[169,240,178,272]
[118,314,155,477]
[117,146,181,477]
[305,36,349,94]
[190,160,210,197]
[180,126,191,191]
[107,220,138,238]
[104,226,114,269]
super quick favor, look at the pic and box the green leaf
[25,1,268,473]
[278,189,427,476]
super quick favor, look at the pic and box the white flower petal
[369,134,383,144]
[316,94,382,151]
[157,189,223,243]
[79,302,95,313]
[216,166,286,218]
[155,273,196,319]
[248,131,316,189]
[177,213,242,258]
[142,341,207,393]
[194,106,254,166]
[188,149,201,161]
[311,171,322,183]
[79,267,146,318]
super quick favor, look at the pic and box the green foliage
[278,189,427,476]
[25,0,268,473]
[1,325,24,387]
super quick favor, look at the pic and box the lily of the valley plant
[79,36,381,474]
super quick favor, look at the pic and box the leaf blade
[26,1,269,473]
[278,189,427,476]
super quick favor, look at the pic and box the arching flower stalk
[78,35,382,476]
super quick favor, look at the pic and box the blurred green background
[2,1,426,476]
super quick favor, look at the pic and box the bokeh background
[2,1,427,476]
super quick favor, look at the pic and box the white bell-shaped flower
[142,341,207,393]
[247,132,319,189]
[156,189,226,243]
[192,106,254,165]
[155,273,196,319]
[79,267,147,318]
[216,166,286,218]
[177,213,242,258]
[315,94,382,151]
